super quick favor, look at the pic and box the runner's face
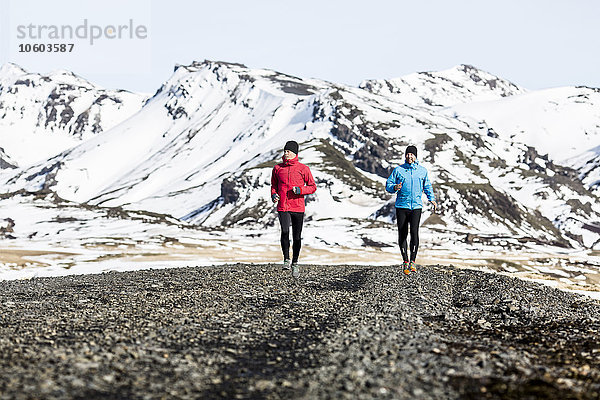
[284,150,296,160]
[405,153,416,164]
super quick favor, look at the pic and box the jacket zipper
[286,162,290,212]
[409,168,413,210]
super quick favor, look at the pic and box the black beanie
[284,140,299,154]
[405,145,417,157]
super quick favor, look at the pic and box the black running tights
[278,211,304,263]
[395,208,422,262]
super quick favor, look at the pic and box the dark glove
[272,193,280,203]
[292,186,302,195]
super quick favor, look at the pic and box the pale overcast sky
[1,0,599,93]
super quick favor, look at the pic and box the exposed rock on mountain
[359,64,526,108]
[1,61,599,251]
[0,63,145,167]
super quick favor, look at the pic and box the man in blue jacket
[386,145,437,275]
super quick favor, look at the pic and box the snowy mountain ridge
[359,64,527,108]
[0,62,146,167]
[0,60,599,258]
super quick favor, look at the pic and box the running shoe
[409,261,417,272]
[282,258,292,270]
[291,263,299,278]
[402,261,410,275]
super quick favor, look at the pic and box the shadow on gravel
[200,320,332,399]
[307,268,371,292]
[450,376,595,400]
[199,269,371,399]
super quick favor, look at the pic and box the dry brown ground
[1,244,599,296]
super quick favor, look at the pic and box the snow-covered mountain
[569,145,600,195]
[359,64,526,108]
[1,60,599,253]
[447,85,600,159]
[445,85,600,194]
[0,63,146,167]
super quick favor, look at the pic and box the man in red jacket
[271,140,317,278]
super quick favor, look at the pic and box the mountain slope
[0,63,145,167]
[446,86,600,163]
[1,61,599,251]
[0,147,17,170]
[359,64,526,108]
[569,145,600,195]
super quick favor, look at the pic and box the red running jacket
[271,155,317,212]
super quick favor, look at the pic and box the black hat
[284,140,299,154]
[405,145,417,157]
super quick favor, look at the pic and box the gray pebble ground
[1,264,599,399]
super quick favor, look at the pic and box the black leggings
[396,208,422,262]
[278,211,304,263]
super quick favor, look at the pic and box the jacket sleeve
[423,171,435,201]
[300,165,317,195]
[386,168,398,193]
[271,166,278,196]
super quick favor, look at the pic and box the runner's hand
[272,193,280,203]
[393,183,402,191]
[293,186,302,195]
[431,201,438,212]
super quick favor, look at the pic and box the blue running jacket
[385,161,435,209]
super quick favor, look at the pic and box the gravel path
[1,264,599,399]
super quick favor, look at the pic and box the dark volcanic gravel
[1,264,600,399]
